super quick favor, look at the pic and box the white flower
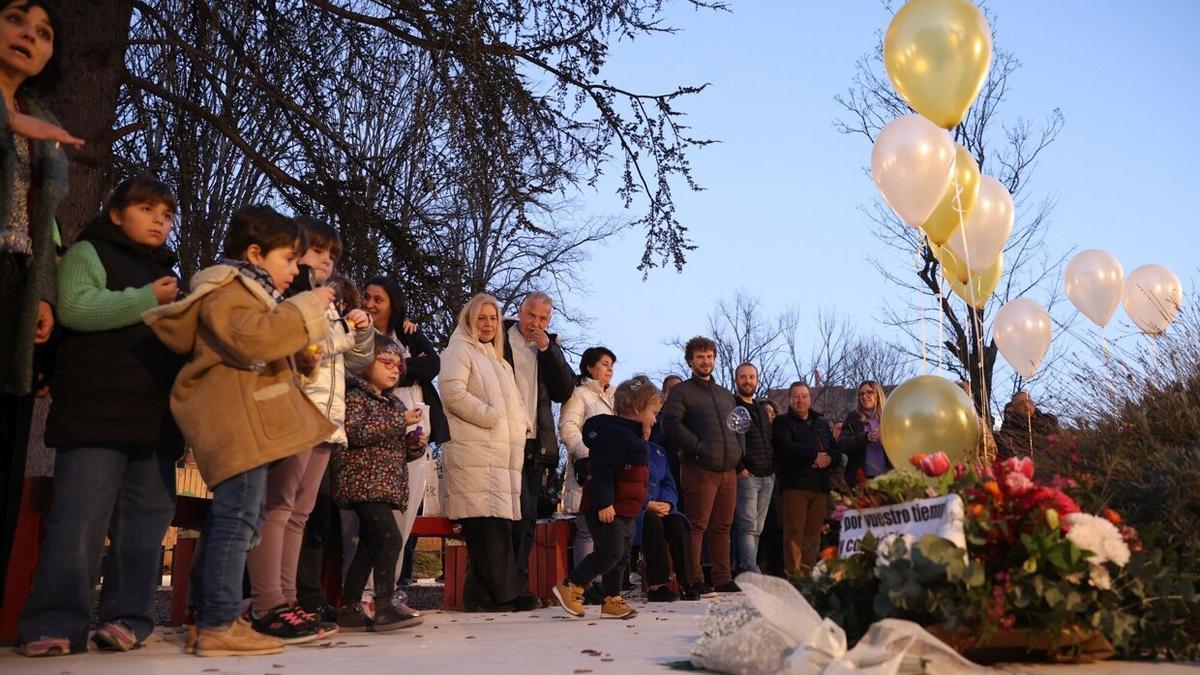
[1065,513,1131,567]
[1088,563,1112,590]
[875,534,915,568]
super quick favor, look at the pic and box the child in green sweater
[19,177,185,657]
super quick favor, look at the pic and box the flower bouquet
[800,454,1149,663]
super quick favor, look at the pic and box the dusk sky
[553,1,1198,394]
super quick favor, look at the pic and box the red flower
[1002,471,1034,497]
[998,456,1035,480]
[820,546,837,561]
[918,452,951,477]
[954,462,968,480]
[1102,508,1122,526]
[909,453,928,469]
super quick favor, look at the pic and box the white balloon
[992,298,1052,380]
[1064,249,1124,328]
[871,114,955,228]
[1122,264,1183,336]
[943,175,1013,273]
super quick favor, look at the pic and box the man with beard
[731,363,774,575]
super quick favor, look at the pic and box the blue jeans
[734,474,774,574]
[190,464,269,628]
[19,444,176,651]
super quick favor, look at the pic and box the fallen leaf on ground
[580,648,601,656]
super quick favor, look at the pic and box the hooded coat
[438,324,528,520]
[142,264,335,486]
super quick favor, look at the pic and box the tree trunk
[44,0,133,243]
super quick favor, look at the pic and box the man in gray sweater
[661,336,744,594]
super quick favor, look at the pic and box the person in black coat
[842,380,891,487]
[772,382,844,577]
[996,391,1060,458]
[501,292,575,598]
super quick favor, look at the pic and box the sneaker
[337,603,373,633]
[552,580,586,617]
[582,583,605,606]
[292,605,339,638]
[512,592,538,612]
[690,581,717,598]
[394,602,422,619]
[646,586,679,603]
[714,581,741,593]
[21,636,71,657]
[248,604,322,645]
[195,618,284,657]
[93,621,140,651]
[600,595,637,619]
[302,603,339,624]
[371,603,423,632]
[678,585,701,602]
[183,610,197,653]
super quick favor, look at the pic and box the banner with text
[838,494,965,556]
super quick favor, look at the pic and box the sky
[551,1,1200,391]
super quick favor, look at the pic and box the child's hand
[312,286,336,309]
[34,300,52,343]
[598,505,616,523]
[152,276,179,305]
[296,344,324,369]
[404,408,424,426]
[402,319,418,335]
[346,308,371,332]
[8,111,85,149]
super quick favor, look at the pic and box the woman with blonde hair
[842,380,890,487]
[437,293,531,611]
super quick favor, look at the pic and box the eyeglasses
[375,355,402,370]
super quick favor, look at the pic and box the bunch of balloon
[1065,250,1183,339]
[871,0,1014,313]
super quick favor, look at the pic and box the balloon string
[950,167,991,425]
[1026,408,1033,458]
[914,236,929,374]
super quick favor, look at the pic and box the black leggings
[341,502,401,606]
[641,512,693,587]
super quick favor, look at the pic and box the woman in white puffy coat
[558,347,616,561]
[438,293,530,611]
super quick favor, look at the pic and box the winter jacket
[438,324,528,520]
[661,375,744,472]
[578,414,649,518]
[558,377,615,513]
[303,306,373,448]
[45,218,184,449]
[773,409,844,493]
[0,96,68,396]
[735,398,774,477]
[143,264,335,487]
[635,440,689,546]
[397,328,450,444]
[501,318,575,468]
[331,376,411,509]
[996,405,1060,458]
[842,411,891,486]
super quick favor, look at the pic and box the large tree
[52,0,725,337]
[835,19,1066,419]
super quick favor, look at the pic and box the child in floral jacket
[332,336,426,633]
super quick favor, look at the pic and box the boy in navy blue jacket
[553,375,660,619]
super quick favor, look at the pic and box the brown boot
[552,580,586,617]
[195,618,284,657]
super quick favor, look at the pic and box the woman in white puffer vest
[438,292,530,611]
[558,347,616,562]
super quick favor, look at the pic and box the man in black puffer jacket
[662,336,744,593]
[772,382,844,577]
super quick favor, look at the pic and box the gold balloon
[922,145,980,245]
[884,0,993,129]
[932,243,969,284]
[944,251,1003,309]
[882,375,980,468]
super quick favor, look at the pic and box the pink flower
[953,462,968,480]
[918,452,951,477]
[999,456,1034,480]
[1002,471,1034,497]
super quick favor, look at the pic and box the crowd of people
[0,0,1062,660]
